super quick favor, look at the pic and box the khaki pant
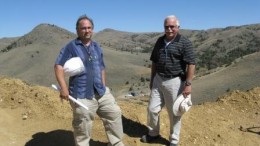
[147,74,183,144]
[70,87,124,146]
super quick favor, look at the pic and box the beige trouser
[70,87,124,146]
[147,74,183,145]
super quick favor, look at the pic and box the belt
[158,73,180,79]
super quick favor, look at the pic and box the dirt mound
[0,76,71,119]
[0,76,259,146]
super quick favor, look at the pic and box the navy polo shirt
[55,38,106,99]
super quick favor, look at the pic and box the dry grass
[0,23,260,104]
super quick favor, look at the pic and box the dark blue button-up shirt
[55,38,106,99]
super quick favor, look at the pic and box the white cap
[63,57,85,76]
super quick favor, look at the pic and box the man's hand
[182,85,191,97]
[59,89,69,101]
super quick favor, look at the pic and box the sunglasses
[164,25,178,29]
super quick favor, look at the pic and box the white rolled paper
[51,84,89,110]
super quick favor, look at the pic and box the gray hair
[76,14,94,29]
[164,15,180,27]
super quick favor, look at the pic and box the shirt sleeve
[150,36,164,63]
[55,45,72,66]
[183,39,196,65]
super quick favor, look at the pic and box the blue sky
[0,0,259,38]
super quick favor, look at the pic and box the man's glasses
[164,25,178,30]
[79,26,92,30]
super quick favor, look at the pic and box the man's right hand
[60,89,69,101]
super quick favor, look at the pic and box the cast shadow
[246,126,260,135]
[25,115,169,146]
[122,115,169,145]
[24,129,107,146]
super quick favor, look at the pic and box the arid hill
[93,24,260,72]
[0,37,19,49]
[0,76,259,146]
[191,51,260,104]
[0,23,260,104]
[0,23,259,145]
[0,24,76,88]
[0,24,151,98]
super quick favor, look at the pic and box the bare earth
[0,76,259,146]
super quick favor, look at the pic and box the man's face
[164,18,179,40]
[76,19,93,40]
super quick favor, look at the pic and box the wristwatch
[185,80,192,86]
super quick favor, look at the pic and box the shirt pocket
[168,46,183,60]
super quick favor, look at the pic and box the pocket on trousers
[105,86,111,94]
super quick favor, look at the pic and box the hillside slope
[192,51,260,104]
[0,24,151,97]
[0,37,19,49]
[0,23,260,104]
[94,24,260,72]
[0,76,259,146]
[0,24,76,87]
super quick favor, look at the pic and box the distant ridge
[0,23,76,87]
[93,28,161,53]
[94,24,260,72]
[0,37,19,49]
[0,23,259,104]
[1,24,76,53]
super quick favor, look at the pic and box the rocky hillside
[0,37,19,49]
[0,23,259,104]
[0,24,76,87]
[0,76,259,146]
[0,24,151,98]
[93,28,161,53]
[93,24,260,73]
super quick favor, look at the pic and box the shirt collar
[75,38,93,47]
[163,33,181,44]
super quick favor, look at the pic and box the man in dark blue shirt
[54,15,124,146]
[141,15,196,146]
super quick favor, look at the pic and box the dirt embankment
[0,76,259,146]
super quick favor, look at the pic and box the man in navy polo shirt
[141,15,196,146]
[54,15,124,146]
